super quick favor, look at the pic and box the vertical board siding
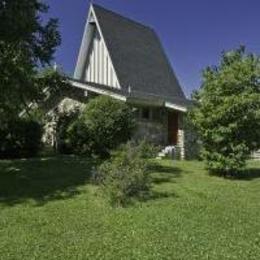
[85,30,120,89]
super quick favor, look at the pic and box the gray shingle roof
[92,4,187,102]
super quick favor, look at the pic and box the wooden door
[168,111,178,145]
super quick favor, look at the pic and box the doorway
[168,111,178,145]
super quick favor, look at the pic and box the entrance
[168,111,178,145]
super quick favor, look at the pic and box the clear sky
[45,0,260,97]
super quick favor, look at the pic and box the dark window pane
[142,108,150,119]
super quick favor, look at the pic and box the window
[151,108,162,121]
[141,108,150,120]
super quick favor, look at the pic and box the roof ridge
[92,3,154,32]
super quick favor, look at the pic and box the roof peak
[91,3,154,32]
[74,2,186,101]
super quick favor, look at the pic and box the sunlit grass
[0,157,259,259]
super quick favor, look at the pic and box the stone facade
[133,109,187,160]
[133,107,168,146]
[177,113,185,159]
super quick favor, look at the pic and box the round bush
[64,96,136,157]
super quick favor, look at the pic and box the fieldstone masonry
[133,108,168,146]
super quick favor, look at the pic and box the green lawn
[0,157,259,259]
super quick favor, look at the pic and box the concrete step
[251,150,260,160]
[158,152,166,157]
[157,145,177,159]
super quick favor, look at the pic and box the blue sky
[45,0,260,97]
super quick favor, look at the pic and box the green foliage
[61,117,96,156]
[95,143,151,206]
[56,112,81,154]
[116,140,160,159]
[81,96,136,157]
[64,96,135,157]
[0,0,61,119]
[183,113,202,160]
[0,1,64,158]
[190,47,260,174]
[0,118,43,159]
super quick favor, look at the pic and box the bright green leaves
[191,47,260,175]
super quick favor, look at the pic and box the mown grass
[0,157,259,259]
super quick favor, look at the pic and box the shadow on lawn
[231,167,260,181]
[149,161,182,184]
[142,161,182,201]
[209,166,260,181]
[0,156,95,206]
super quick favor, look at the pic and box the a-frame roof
[74,4,188,108]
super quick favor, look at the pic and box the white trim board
[165,102,187,112]
[70,80,126,102]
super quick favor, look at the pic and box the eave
[70,79,188,112]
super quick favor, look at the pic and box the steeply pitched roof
[92,4,186,101]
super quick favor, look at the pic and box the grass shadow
[148,162,182,174]
[209,166,260,181]
[148,161,182,184]
[0,156,97,206]
[137,161,182,203]
[232,167,260,180]
[139,190,178,202]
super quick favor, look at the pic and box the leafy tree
[190,47,260,175]
[0,0,61,119]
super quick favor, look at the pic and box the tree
[0,0,65,158]
[0,0,61,119]
[190,47,260,175]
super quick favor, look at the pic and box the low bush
[135,139,161,159]
[114,140,160,159]
[95,143,151,206]
[0,118,43,159]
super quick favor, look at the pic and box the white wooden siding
[84,30,120,89]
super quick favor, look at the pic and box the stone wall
[177,113,185,159]
[133,107,168,146]
[133,109,192,161]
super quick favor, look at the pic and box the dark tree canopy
[190,47,260,174]
[0,0,61,118]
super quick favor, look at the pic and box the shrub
[64,96,136,157]
[65,120,94,156]
[0,118,43,159]
[134,139,161,159]
[95,143,151,206]
[116,140,160,159]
